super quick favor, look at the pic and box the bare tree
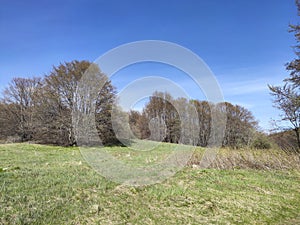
[192,100,211,147]
[215,102,257,148]
[269,1,300,152]
[33,60,117,146]
[269,85,300,151]
[1,77,41,141]
[0,103,19,140]
[129,91,256,148]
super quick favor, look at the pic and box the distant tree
[138,111,151,139]
[269,0,300,152]
[192,100,211,147]
[218,102,257,148]
[0,103,19,140]
[173,97,198,145]
[1,77,41,141]
[33,60,117,146]
[143,92,181,143]
[32,61,91,145]
[95,76,118,145]
[129,110,143,139]
[143,92,166,142]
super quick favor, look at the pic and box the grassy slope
[0,143,299,224]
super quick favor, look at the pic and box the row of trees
[129,91,258,148]
[0,60,259,148]
[0,60,117,146]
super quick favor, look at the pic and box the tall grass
[189,147,300,170]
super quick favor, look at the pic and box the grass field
[0,143,300,224]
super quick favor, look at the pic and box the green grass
[0,143,300,224]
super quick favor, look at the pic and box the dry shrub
[269,130,299,153]
[5,135,22,144]
[189,148,300,170]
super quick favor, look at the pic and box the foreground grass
[0,143,299,224]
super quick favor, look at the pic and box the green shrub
[251,136,272,149]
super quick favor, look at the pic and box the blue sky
[0,0,299,130]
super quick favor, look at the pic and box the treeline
[128,92,258,148]
[0,60,117,146]
[0,60,261,148]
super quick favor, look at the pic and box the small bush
[5,135,22,144]
[251,136,272,149]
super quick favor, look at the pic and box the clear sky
[0,0,299,131]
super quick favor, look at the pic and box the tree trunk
[294,128,300,153]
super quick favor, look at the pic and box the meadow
[0,143,300,224]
